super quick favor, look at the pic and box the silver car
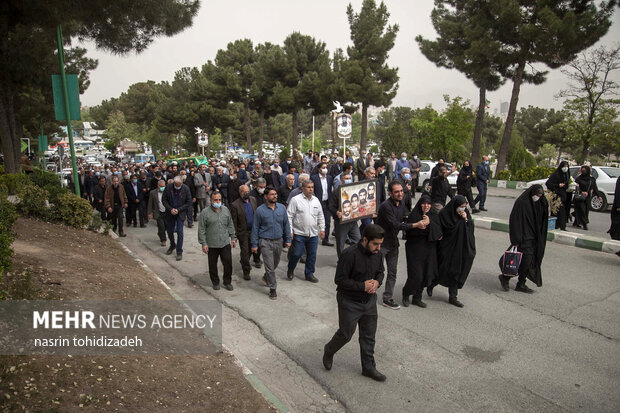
[527,166,619,212]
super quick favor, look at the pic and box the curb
[488,179,528,189]
[118,243,289,412]
[472,217,620,254]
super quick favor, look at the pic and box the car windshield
[600,167,620,178]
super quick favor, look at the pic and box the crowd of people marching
[66,148,619,381]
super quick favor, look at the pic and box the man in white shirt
[286,180,325,283]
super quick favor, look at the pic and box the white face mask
[531,195,540,202]
[561,167,568,173]
[456,207,466,213]
[258,187,265,194]
[321,168,328,175]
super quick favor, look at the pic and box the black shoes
[187,223,193,228]
[269,289,277,300]
[499,275,510,291]
[306,276,319,283]
[160,240,166,246]
[176,254,182,261]
[472,208,480,214]
[449,297,464,308]
[322,345,333,371]
[402,295,410,307]
[322,241,334,247]
[224,284,233,291]
[166,246,175,255]
[140,224,146,228]
[479,207,488,211]
[133,223,137,228]
[412,299,427,308]
[427,285,434,297]
[300,257,306,264]
[287,270,294,280]
[362,369,387,382]
[243,272,251,281]
[213,284,220,290]
[515,283,534,294]
[583,224,588,230]
[253,261,262,268]
[119,232,127,237]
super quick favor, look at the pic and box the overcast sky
[80,0,620,114]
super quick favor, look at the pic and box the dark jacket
[376,197,412,251]
[335,243,385,303]
[430,176,454,206]
[147,188,165,220]
[476,162,491,182]
[104,184,128,210]
[212,173,230,199]
[93,183,107,209]
[310,174,333,203]
[230,196,258,236]
[162,183,193,221]
[126,181,145,204]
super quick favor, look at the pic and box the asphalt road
[472,187,613,238]
[122,222,620,413]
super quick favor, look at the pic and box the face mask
[413,156,418,160]
[159,186,165,192]
[212,202,222,209]
[321,168,328,175]
[95,172,100,176]
[258,188,265,194]
[344,179,353,184]
[242,193,249,200]
[174,184,182,190]
[485,161,489,165]
[132,179,137,184]
[182,175,187,182]
[531,195,540,202]
[115,171,122,175]
[562,167,568,173]
[379,170,385,175]
[402,157,407,161]
[274,163,279,167]
[287,160,291,164]
[456,207,466,213]
[404,173,411,180]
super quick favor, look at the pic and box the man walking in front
[322,224,387,382]
[104,175,128,237]
[230,185,260,279]
[251,187,291,300]
[474,155,491,212]
[287,180,325,283]
[162,176,193,261]
[198,191,237,291]
[376,181,415,310]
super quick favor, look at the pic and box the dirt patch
[0,218,275,412]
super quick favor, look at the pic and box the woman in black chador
[501,184,548,293]
[457,160,477,213]
[545,161,571,231]
[608,177,620,245]
[427,195,476,308]
[402,195,442,308]
[573,166,600,230]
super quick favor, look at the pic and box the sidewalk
[472,216,620,255]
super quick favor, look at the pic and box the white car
[418,160,459,192]
[527,166,618,212]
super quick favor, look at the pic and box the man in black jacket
[162,176,193,261]
[126,174,145,228]
[322,224,386,382]
[93,176,107,220]
[429,165,454,211]
[376,181,414,310]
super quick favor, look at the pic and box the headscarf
[406,194,442,241]
[460,161,473,176]
[576,165,593,193]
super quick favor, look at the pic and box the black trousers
[325,293,378,372]
[238,232,252,275]
[127,201,144,226]
[208,244,233,286]
[320,200,331,243]
[110,205,124,233]
[156,214,167,242]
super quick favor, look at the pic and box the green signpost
[53,25,81,196]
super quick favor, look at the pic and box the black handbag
[573,180,590,201]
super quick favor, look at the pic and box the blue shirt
[251,203,291,248]
[243,199,254,230]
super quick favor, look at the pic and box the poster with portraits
[339,179,378,223]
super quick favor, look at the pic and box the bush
[0,173,31,195]
[495,170,512,181]
[0,196,18,276]
[44,183,70,205]
[16,184,49,219]
[88,211,112,235]
[513,167,555,182]
[29,167,61,188]
[54,192,93,228]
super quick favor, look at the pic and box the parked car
[527,166,619,212]
[418,160,459,192]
